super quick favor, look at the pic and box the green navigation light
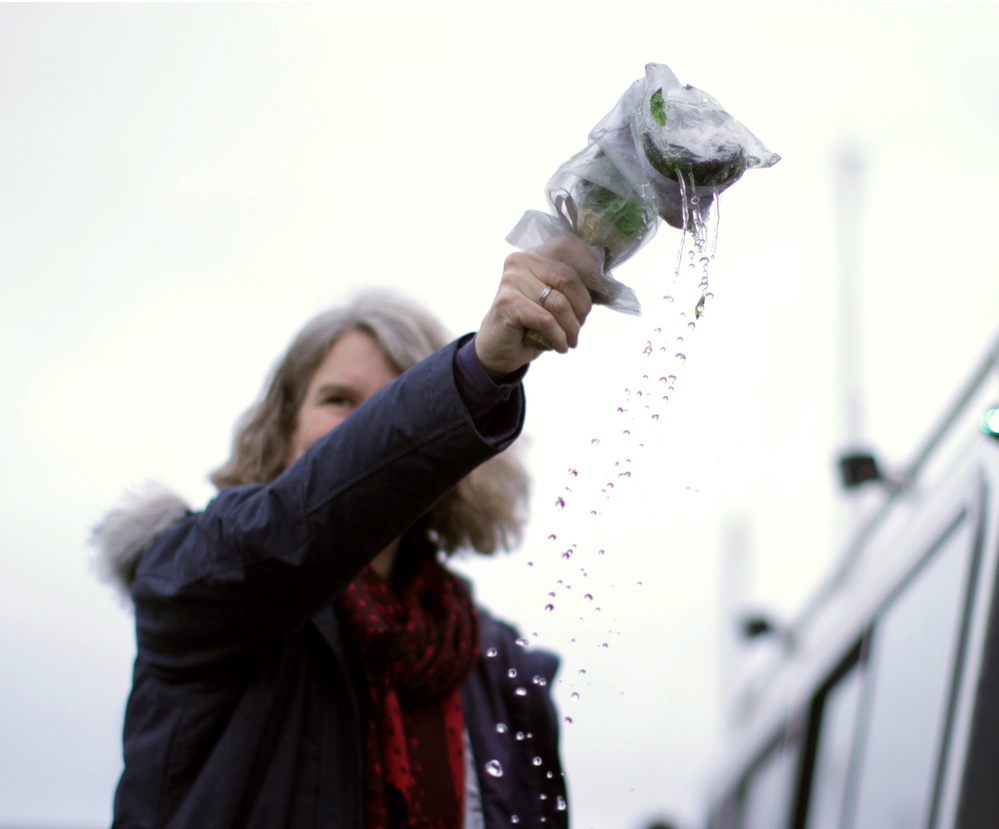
[982,406,999,439]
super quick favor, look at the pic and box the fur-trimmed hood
[92,484,192,601]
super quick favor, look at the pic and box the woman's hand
[475,234,598,379]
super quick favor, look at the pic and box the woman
[95,236,597,829]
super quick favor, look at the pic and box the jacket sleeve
[132,338,525,675]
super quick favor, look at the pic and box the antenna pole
[834,143,866,450]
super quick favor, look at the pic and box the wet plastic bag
[507,62,780,316]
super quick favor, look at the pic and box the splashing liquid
[676,170,720,324]
[528,180,722,727]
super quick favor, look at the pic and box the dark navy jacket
[110,339,568,829]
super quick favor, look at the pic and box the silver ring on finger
[537,285,552,306]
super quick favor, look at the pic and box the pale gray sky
[2,4,998,828]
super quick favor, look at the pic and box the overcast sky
[2,4,999,828]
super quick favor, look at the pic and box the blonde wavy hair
[211,290,530,555]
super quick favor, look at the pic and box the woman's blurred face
[286,329,400,466]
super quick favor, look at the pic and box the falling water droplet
[563,716,573,724]
[590,438,600,446]
[544,604,555,612]
[485,760,504,777]
[507,668,517,679]
[532,675,547,686]
[515,687,528,697]
[532,756,543,766]
[554,497,565,510]
[675,353,687,363]
[557,796,567,811]
[516,637,529,648]
[486,647,498,658]
[496,722,508,734]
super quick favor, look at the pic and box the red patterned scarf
[337,556,479,829]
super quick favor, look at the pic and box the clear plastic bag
[508,62,780,316]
